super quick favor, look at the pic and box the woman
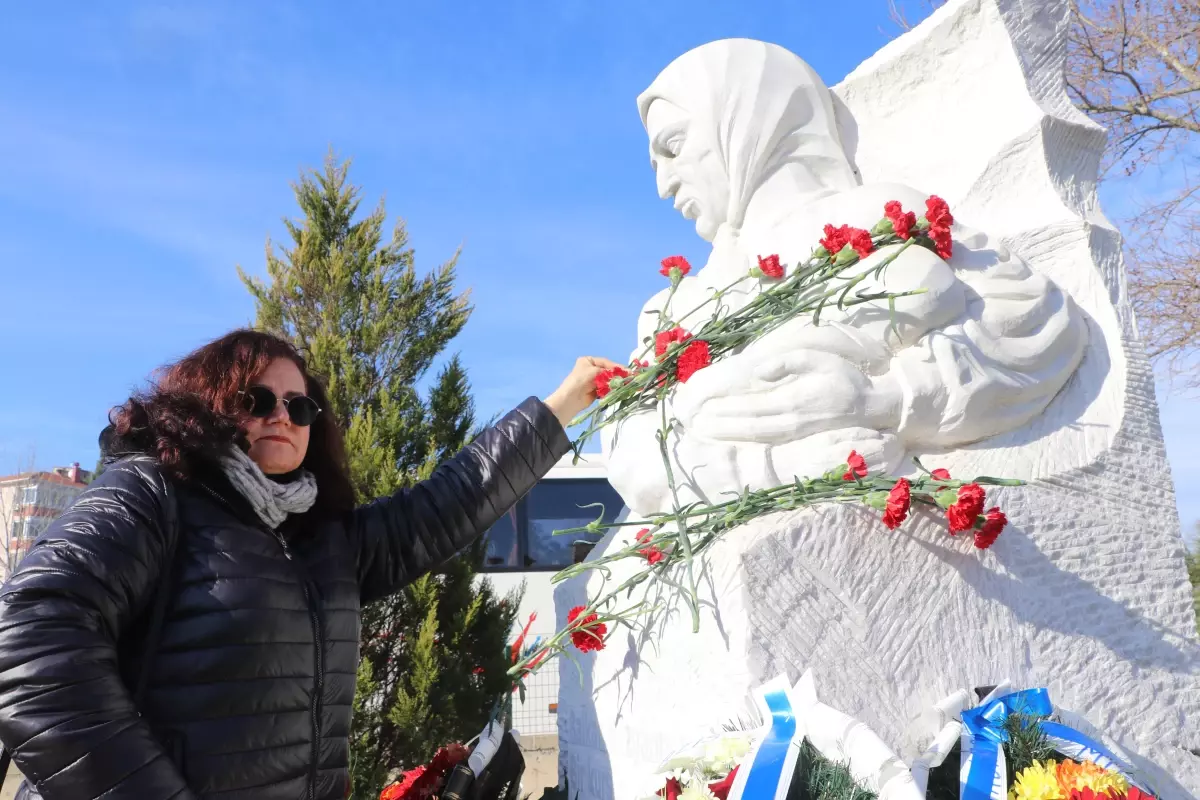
[0,329,617,800]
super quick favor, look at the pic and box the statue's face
[645,99,729,242]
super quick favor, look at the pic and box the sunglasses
[238,385,322,427]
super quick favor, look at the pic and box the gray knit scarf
[219,446,319,529]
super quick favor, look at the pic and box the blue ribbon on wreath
[729,678,805,800]
[960,688,1147,800]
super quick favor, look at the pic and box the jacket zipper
[198,483,324,800]
[275,531,323,800]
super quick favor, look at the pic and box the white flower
[662,755,700,774]
[662,768,695,786]
[678,779,718,800]
[702,734,752,774]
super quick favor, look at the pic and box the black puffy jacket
[0,398,569,800]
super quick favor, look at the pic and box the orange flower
[1056,759,1129,798]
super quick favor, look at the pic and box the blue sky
[1,2,1196,541]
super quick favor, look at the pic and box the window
[480,478,627,572]
[525,479,623,570]
[482,506,520,569]
[19,485,37,506]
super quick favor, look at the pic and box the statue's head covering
[637,38,859,231]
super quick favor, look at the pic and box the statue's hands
[672,349,902,443]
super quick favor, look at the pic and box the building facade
[0,463,91,580]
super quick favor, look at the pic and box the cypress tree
[240,152,519,798]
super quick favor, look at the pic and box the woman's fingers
[585,356,624,371]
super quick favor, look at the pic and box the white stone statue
[558,0,1200,797]
[604,38,1090,517]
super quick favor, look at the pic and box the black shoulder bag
[0,479,183,794]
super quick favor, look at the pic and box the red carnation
[655,326,692,358]
[594,365,630,399]
[882,478,911,530]
[820,223,849,255]
[925,195,953,229]
[884,200,917,241]
[709,765,740,800]
[930,227,953,259]
[843,450,868,481]
[821,224,874,260]
[947,483,986,534]
[974,507,1007,549]
[848,227,874,258]
[931,468,951,480]
[660,255,692,278]
[676,340,712,383]
[924,196,954,259]
[567,606,607,653]
[757,253,784,279]
[636,528,666,565]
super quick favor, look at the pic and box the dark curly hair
[105,329,356,513]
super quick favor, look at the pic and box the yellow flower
[1056,759,1129,798]
[1011,761,1067,800]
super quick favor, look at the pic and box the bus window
[482,506,520,568]
[525,479,624,570]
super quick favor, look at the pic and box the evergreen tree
[240,153,519,799]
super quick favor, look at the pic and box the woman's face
[242,358,311,475]
[645,99,729,242]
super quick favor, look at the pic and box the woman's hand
[544,356,624,429]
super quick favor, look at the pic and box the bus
[478,451,625,784]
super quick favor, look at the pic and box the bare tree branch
[889,0,1200,386]
[1066,0,1200,385]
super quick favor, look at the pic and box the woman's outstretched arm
[353,356,617,604]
